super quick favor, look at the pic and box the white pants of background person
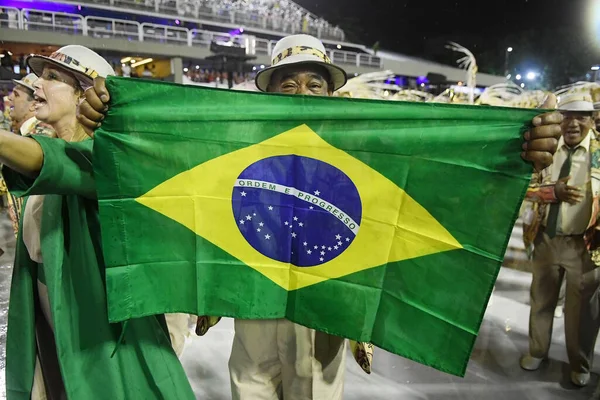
[230,319,347,400]
[165,313,195,357]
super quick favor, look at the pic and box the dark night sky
[294,0,597,84]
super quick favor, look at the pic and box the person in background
[79,33,564,400]
[5,73,54,237]
[0,45,195,400]
[520,93,600,387]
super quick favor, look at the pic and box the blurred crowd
[184,69,253,85]
[131,0,344,40]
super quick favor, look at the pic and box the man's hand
[554,176,582,204]
[521,94,563,172]
[77,77,109,138]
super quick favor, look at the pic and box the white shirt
[544,130,593,235]
[19,116,38,136]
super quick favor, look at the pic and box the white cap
[27,45,115,88]
[12,73,38,92]
[557,93,595,112]
[255,34,347,92]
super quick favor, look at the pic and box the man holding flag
[78,34,563,399]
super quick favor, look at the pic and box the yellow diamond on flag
[136,124,462,291]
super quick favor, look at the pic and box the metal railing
[21,8,84,35]
[2,7,381,68]
[86,16,140,40]
[83,0,346,41]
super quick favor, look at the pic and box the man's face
[267,64,333,97]
[8,85,35,129]
[561,111,594,147]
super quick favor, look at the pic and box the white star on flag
[268,206,273,210]
[293,216,298,221]
[337,241,342,246]
[257,228,261,232]
[259,222,264,227]
[239,220,245,224]
[334,245,338,250]
[309,206,314,210]
[284,221,289,226]
[241,191,247,197]
[314,245,318,249]
[321,245,326,249]
[328,247,332,251]
[291,232,297,238]
[320,251,325,255]
[307,250,312,254]
[265,234,271,240]
[253,213,256,216]
[303,242,308,246]
[299,222,304,227]
[319,257,324,261]
[314,190,320,196]
[346,238,350,242]
[246,215,252,220]
[335,234,341,240]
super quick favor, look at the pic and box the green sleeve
[2,136,96,199]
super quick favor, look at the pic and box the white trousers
[229,319,346,400]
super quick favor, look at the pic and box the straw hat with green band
[27,45,115,89]
[255,34,347,92]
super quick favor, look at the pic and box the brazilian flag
[94,77,538,376]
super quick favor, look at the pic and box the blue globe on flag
[231,155,362,267]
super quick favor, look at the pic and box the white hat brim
[558,100,595,112]
[11,79,34,92]
[255,57,347,92]
[27,55,94,88]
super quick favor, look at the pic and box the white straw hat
[255,34,347,92]
[557,93,595,112]
[12,73,38,92]
[27,45,115,88]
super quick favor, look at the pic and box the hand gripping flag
[93,77,538,376]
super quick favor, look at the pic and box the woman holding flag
[0,45,194,399]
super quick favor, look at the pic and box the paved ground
[0,212,596,399]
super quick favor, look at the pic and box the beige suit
[529,132,600,374]
[229,319,346,400]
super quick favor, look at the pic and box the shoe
[554,305,564,318]
[571,371,590,387]
[520,354,544,371]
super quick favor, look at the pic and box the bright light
[515,74,522,80]
[526,71,537,80]
[183,67,189,72]
[507,47,513,52]
[506,74,512,79]
[252,66,257,71]
[383,90,389,96]
[592,66,600,71]
[120,56,132,63]
[121,63,125,67]
[195,65,200,69]
[420,83,425,87]
[175,19,180,25]
[7,51,12,56]
[337,44,342,49]
[457,81,463,86]
[260,65,265,69]
[240,28,244,33]
[131,58,153,68]
[520,83,525,88]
